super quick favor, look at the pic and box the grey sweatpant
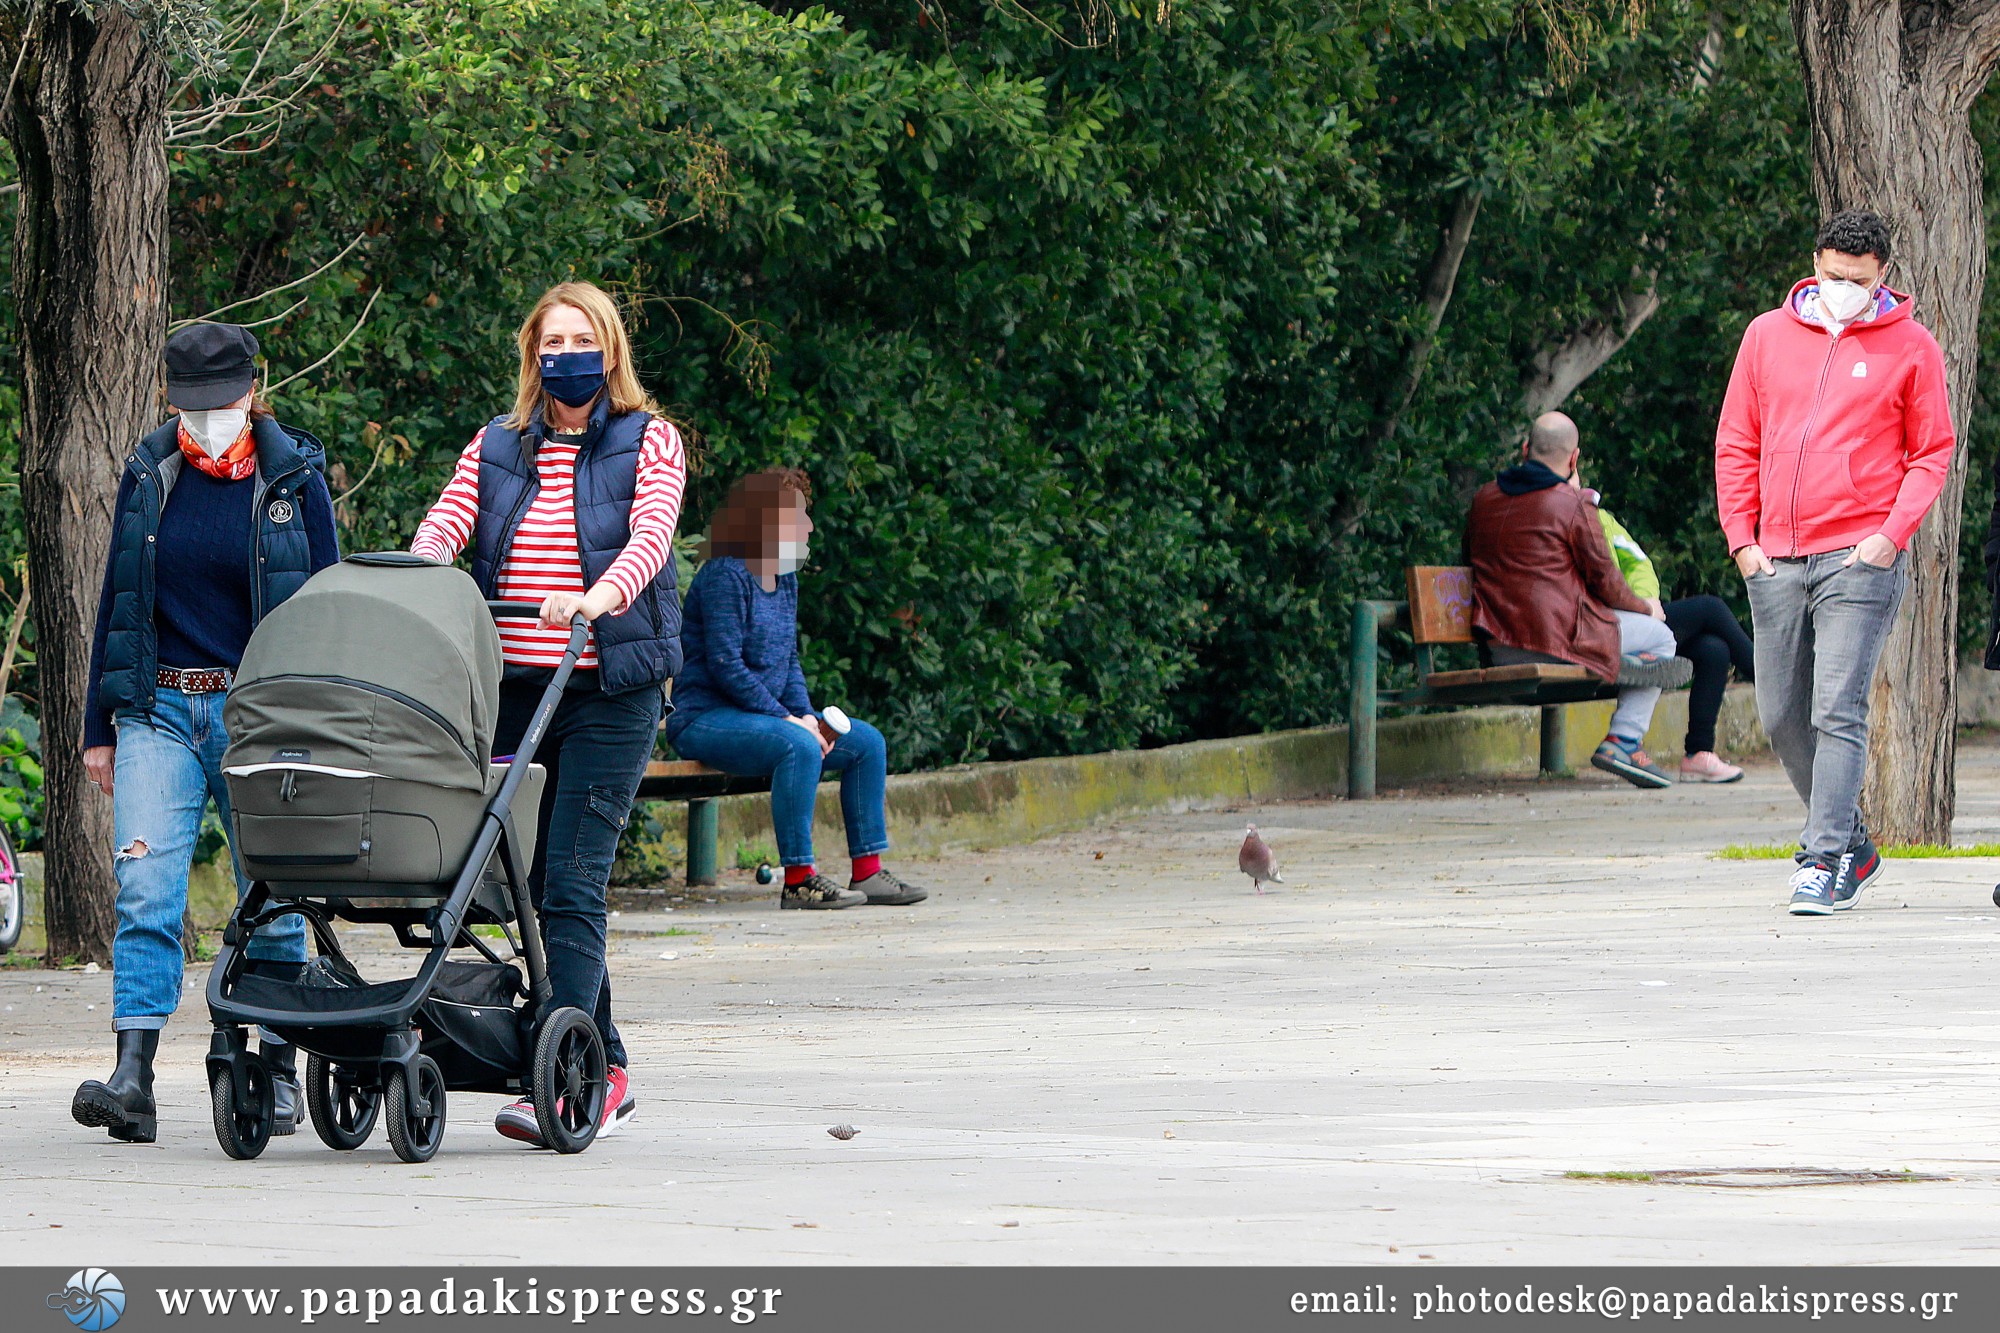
[1745,549,1907,860]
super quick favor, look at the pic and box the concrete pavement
[8,739,2000,1265]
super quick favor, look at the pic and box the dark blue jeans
[669,708,888,868]
[495,670,662,1069]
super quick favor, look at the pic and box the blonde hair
[505,281,661,429]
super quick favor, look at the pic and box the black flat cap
[164,323,260,410]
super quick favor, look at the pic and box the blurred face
[774,493,814,546]
[538,303,612,372]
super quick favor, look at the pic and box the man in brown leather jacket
[1464,412,1678,788]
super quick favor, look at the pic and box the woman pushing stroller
[411,281,687,1146]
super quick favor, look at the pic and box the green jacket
[1596,506,1659,601]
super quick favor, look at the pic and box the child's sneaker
[1679,750,1744,783]
[1590,737,1673,789]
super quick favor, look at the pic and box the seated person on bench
[1464,411,1677,789]
[665,467,930,911]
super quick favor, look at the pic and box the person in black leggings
[1584,473,1755,782]
[1662,594,1756,779]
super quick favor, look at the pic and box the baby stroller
[205,552,609,1162]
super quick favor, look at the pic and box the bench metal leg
[686,798,719,887]
[1539,705,1571,778]
[1352,596,1384,792]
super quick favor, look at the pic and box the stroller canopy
[225,554,503,791]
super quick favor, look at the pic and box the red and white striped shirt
[411,417,688,670]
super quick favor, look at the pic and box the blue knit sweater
[663,557,811,741]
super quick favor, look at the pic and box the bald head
[1525,412,1579,470]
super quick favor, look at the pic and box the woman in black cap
[69,323,340,1145]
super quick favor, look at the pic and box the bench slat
[1478,663,1591,684]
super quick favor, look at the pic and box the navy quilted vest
[467,400,682,692]
[98,415,327,715]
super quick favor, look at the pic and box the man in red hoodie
[1715,209,1956,916]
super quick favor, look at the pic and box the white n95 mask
[181,408,249,458]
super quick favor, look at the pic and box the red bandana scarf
[178,417,256,481]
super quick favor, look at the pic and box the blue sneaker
[1787,857,1844,915]
[1828,835,1882,906]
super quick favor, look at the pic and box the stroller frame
[206,603,604,1161]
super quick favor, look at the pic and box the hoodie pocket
[1792,448,1866,524]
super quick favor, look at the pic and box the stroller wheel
[306,1054,380,1151]
[532,1007,607,1155]
[210,1056,275,1160]
[385,1055,447,1164]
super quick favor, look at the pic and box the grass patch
[650,927,700,938]
[1564,1170,1655,1182]
[471,924,506,939]
[1715,842,2000,860]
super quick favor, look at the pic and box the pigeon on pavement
[1239,824,1283,894]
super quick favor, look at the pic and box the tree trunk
[3,5,170,962]
[1790,1,2000,845]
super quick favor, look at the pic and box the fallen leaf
[792,1222,818,1229]
[999,1221,1019,1228]
[1162,1129,1176,1139]
[828,1124,858,1140]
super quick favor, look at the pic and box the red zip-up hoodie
[1714,278,1955,557]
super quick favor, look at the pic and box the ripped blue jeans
[111,687,306,1030]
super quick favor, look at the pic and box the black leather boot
[72,1030,159,1143]
[264,1039,301,1136]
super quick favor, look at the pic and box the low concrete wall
[649,685,1768,865]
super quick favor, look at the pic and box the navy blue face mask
[540,350,606,408]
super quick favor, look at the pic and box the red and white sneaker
[493,1065,635,1147]
[597,1066,637,1140]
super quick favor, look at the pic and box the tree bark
[1518,284,1661,421]
[1371,186,1482,451]
[3,5,170,961]
[1790,0,2000,845]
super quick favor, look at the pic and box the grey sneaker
[781,873,866,910]
[850,870,929,906]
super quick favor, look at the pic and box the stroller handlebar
[485,601,590,663]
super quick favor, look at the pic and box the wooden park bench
[634,759,772,886]
[1347,566,1690,799]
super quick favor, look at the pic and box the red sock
[851,854,882,881]
[784,864,816,888]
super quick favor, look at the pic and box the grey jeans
[1745,548,1907,860]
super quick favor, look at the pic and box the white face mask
[775,540,809,576]
[181,408,249,459]
[1818,278,1874,324]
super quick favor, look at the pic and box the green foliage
[2,0,1997,780]
[0,694,41,848]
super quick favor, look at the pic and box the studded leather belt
[157,666,233,695]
